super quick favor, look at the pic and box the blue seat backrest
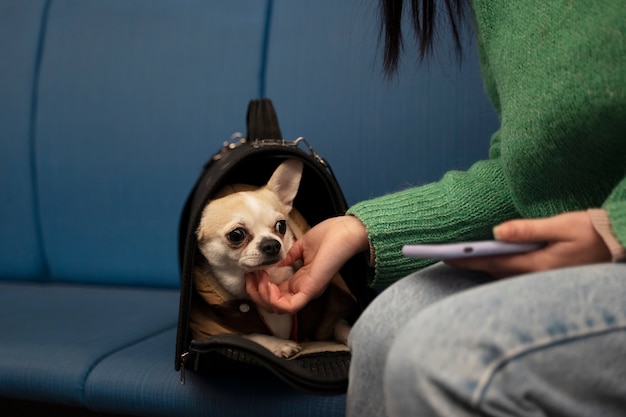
[0,0,49,280]
[266,0,498,205]
[0,0,498,288]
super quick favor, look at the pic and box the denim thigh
[347,263,492,417]
[384,263,626,417]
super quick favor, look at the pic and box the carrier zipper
[179,351,189,385]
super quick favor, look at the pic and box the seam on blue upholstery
[29,0,53,278]
[81,324,178,402]
[258,0,274,98]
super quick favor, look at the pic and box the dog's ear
[266,159,304,210]
[196,225,206,242]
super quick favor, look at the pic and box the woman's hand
[246,215,369,314]
[445,211,612,278]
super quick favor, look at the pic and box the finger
[245,271,273,309]
[267,283,291,312]
[277,239,304,267]
[257,276,275,309]
[245,271,263,305]
[268,285,311,315]
[494,214,577,243]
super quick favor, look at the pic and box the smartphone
[402,240,546,260]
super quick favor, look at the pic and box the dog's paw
[244,334,301,359]
[273,340,302,359]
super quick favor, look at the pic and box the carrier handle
[246,99,282,141]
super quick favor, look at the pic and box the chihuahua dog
[193,159,340,358]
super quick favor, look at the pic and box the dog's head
[196,159,303,297]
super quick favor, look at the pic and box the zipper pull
[179,352,189,385]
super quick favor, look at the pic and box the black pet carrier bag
[175,99,374,394]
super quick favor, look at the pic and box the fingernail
[493,225,502,240]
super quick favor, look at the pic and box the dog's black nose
[259,238,281,256]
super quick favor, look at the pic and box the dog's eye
[227,228,246,244]
[275,220,287,235]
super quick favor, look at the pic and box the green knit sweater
[347,0,626,287]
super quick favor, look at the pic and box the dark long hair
[380,0,467,75]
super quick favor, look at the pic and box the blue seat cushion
[0,282,179,406]
[85,328,346,417]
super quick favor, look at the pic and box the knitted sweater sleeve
[347,133,520,287]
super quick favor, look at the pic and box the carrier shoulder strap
[246,99,282,141]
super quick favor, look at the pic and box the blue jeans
[347,263,626,417]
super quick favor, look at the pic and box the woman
[248,0,626,415]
